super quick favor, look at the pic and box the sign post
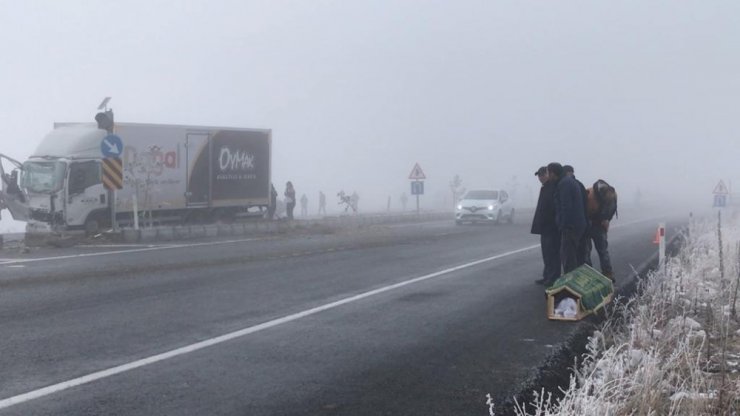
[713,180,729,208]
[101,134,124,231]
[132,192,139,230]
[658,222,666,266]
[408,163,426,215]
[653,222,666,266]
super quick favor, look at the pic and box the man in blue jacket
[548,162,587,275]
[563,165,590,266]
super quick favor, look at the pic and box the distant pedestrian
[400,193,408,211]
[300,194,308,217]
[338,190,354,213]
[284,181,296,220]
[563,165,590,268]
[350,191,359,213]
[267,183,278,220]
[318,191,327,215]
[550,162,587,275]
[531,166,560,286]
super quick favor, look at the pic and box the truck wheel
[216,209,236,224]
[185,210,204,224]
[84,218,100,236]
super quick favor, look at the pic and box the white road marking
[0,243,540,410]
[75,244,161,248]
[6,265,25,268]
[0,216,670,409]
[0,238,263,265]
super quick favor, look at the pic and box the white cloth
[554,297,578,318]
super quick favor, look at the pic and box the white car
[455,189,515,225]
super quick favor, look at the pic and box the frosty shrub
[512,217,740,415]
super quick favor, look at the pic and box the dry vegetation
[506,214,740,416]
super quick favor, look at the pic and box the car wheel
[507,209,515,224]
[495,210,502,224]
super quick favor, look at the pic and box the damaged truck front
[2,125,114,234]
[0,154,31,224]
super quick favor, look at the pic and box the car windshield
[21,161,66,193]
[464,190,498,200]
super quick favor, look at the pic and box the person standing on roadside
[532,166,561,285]
[550,162,587,275]
[300,194,308,217]
[284,181,296,220]
[267,183,278,220]
[318,191,327,215]
[563,165,590,267]
[586,180,618,281]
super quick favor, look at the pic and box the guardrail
[120,211,454,243]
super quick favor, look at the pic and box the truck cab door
[65,161,107,227]
[0,154,30,221]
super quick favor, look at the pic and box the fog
[2,1,739,231]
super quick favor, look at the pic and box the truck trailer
[0,113,271,234]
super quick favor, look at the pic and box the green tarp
[546,264,614,312]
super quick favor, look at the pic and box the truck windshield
[465,190,499,200]
[21,161,66,193]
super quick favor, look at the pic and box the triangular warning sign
[713,180,729,195]
[408,163,426,180]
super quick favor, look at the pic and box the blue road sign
[411,181,424,196]
[714,195,727,208]
[101,134,123,158]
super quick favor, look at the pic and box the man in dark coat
[563,165,590,267]
[531,166,561,285]
[550,162,587,275]
[267,184,278,220]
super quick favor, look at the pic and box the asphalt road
[0,210,686,415]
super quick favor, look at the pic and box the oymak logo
[219,147,255,172]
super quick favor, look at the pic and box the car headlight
[457,204,462,210]
[488,205,494,210]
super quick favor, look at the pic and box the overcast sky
[2,1,739,229]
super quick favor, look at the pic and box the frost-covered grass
[510,214,740,416]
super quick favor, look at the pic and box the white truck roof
[32,122,270,160]
[31,124,106,159]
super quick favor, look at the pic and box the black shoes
[535,278,557,286]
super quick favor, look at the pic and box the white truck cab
[17,125,109,233]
